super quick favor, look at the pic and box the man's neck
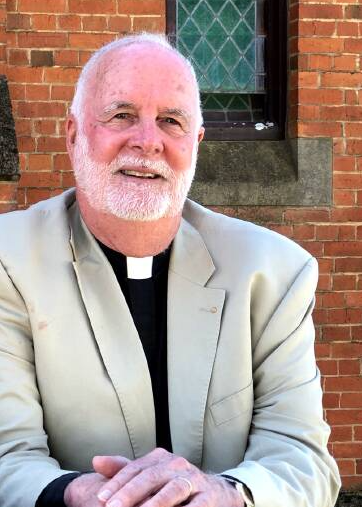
[77,192,181,257]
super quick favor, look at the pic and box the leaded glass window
[167,0,287,140]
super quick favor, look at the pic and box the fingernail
[107,500,122,507]
[98,490,112,502]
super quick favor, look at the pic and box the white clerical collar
[126,256,153,279]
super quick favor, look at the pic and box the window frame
[166,0,287,141]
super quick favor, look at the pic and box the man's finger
[93,455,131,478]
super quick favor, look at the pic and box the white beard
[72,132,198,221]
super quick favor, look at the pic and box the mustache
[109,156,173,179]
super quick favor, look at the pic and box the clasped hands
[64,447,244,507]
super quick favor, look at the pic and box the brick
[317,258,333,274]
[28,154,52,171]
[296,71,320,88]
[322,326,350,341]
[8,83,25,100]
[284,208,330,223]
[293,224,315,240]
[334,157,356,172]
[333,189,354,208]
[326,376,362,392]
[325,241,362,256]
[17,136,36,152]
[44,67,80,84]
[347,140,362,155]
[15,118,31,136]
[18,0,67,12]
[345,123,362,137]
[82,16,107,31]
[322,292,345,308]
[321,72,362,88]
[345,90,359,105]
[326,409,362,424]
[332,343,362,359]
[327,309,347,325]
[330,427,352,442]
[341,394,362,409]
[333,443,362,459]
[17,101,66,118]
[337,21,359,37]
[8,49,29,65]
[79,51,92,66]
[0,183,17,202]
[344,38,362,53]
[62,171,76,187]
[118,0,164,15]
[19,171,61,188]
[298,121,342,138]
[5,66,43,83]
[339,360,361,376]
[51,85,75,101]
[354,427,362,441]
[132,16,166,33]
[346,308,362,324]
[299,88,344,105]
[317,274,331,291]
[317,359,338,375]
[345,6,362,20]
[31,50,54,67]
[337,459,355,477]
[333,275,356,291]
[34,120,56,135]
[54,50,79,67]
[309,54,332,71]
[57,15,81,31]
[69,0,116,14]
[335,258,362,273]
[334,174,362,190]
[31,14,56,30]
[298,20,335,37]
[25,84,50,101]
[107,16,131,32]
[345,292,362,307]
[18,32,67,48]
[296,105,320,121]
[54,153,71,171]
[69,32,115,49]
[315,343,331,358]
[295,241,323,257]
[333,55,358,72]
[339,226,356,241]
[6,12,30,29]
[298,37,344,53]
[323,392,340,410]
[313,308,327,325]
[316,225,338,241]
[37,136,66,152]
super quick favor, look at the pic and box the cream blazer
[0,189,340,507]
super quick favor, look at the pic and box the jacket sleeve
[0,260,76,507]
[221,257,341,507]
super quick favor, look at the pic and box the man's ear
[197,126,205,144]
[65,114,77,157]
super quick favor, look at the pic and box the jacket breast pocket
[209,381,253,427]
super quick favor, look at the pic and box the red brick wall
[1,0,362,489]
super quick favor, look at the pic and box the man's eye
[163,117,181,126]
[113,112,132,120]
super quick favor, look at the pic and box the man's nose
[128,120,164,156]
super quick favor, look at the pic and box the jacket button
[210,307,217,313]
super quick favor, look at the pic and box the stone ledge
[336,490,362,507]
[190,138,332,206]
[0,75,20,181]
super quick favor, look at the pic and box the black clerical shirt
[35,244,172,507]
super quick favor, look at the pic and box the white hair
[70,32,203,129]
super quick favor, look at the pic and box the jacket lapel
[167,218,225,467]
[68,203,156,459]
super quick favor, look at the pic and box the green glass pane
[179,18,201,51]
[232,60,252,88]
[180,0,200,15]
[228,95,249,110]
[192,40,213,69]
[244,3,255,30]
[177,4,188,29]
[244,41,255,68]
[193,2,214,32]
[206,58,228,88]
[232,21,253,51]
[214,94,233,108]
[205,20,227,50]
[233,0,253,14]
[202,94,222,110]
[219,3,240,32]
[219,39,240,70]
[198,75,210,89]
[220,75,238,91]
[209,0,225,14]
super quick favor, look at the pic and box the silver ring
[177,476,193,497]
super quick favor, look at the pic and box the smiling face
[67,43,204,221]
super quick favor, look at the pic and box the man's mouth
[120,169,160,179]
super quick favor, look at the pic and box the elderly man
[0,34,339,507]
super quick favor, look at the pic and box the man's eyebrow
[102,101,136,115]
[160,108,191,122]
